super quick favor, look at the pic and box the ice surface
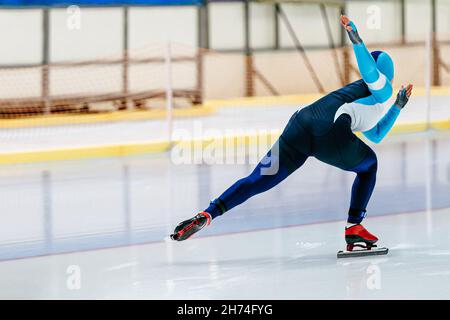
[0,130,449,299]
[1,208,450,299]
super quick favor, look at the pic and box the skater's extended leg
[205,146,308,219]
[171,140,308,241]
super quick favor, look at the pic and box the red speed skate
[337,224,389,258]
[170,212,211,241]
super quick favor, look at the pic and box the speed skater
[171,15,413,257]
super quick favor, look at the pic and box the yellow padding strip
[0,141,170,165]
[0,106,214,129]
[0,119,448,165]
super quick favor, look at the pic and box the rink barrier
[0,86,448,129]
[0,118,449,164]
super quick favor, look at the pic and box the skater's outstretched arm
[363,84,413,143]
[340,15,393,104]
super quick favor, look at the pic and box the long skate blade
[337,247,388,259]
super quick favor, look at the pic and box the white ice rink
[0,129,449,299]
[2,207,450,299]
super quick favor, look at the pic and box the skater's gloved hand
[394,84,413,110]
[340,15,362,45]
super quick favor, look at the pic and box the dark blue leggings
[205,141,377,224]
[204,80,380,223]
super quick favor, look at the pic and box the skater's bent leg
[205,141,308,219]
[346,148,378,224]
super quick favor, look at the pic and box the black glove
[346,21,362,45]
[394,87,410,109]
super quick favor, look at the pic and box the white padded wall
[0,9,42,64]
[250,3,275,49]
[129,6,197,49]
[50,7,123,62]
[209,2,245,50]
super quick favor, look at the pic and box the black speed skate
[337,224,388,258]
[170,212,211,241]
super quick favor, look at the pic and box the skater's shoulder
[334,79,371,100]
[342,79,371,92]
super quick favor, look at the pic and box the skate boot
[337,224,388,258]
[170,212,211,241]
[345,224,378,250]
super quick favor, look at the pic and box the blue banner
[0,0,203,6]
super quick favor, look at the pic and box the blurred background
[0,0,449,299]
[0,0,449,113]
